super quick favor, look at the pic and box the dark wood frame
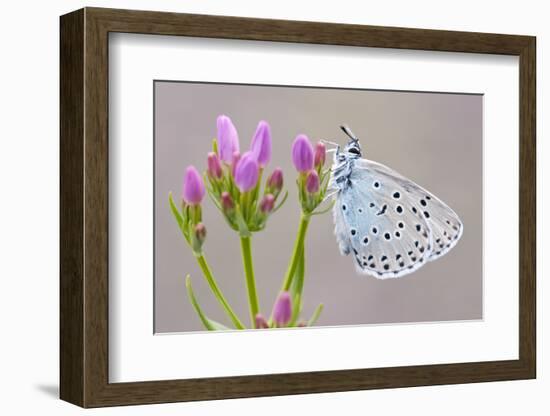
[60,7,536,408]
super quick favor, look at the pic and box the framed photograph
[60,7,536,408]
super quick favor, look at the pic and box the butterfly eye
[348,147,360,155]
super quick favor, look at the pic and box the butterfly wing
[360,159,464,261]
[333,158,463,279]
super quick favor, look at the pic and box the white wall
[0,0,545,414]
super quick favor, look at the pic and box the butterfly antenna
[340,125,359,143]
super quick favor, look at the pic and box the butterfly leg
[323,189,339,202]
[321,139,340,148]
[331,162,345,169]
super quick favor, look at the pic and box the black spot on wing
[376,204,387,216]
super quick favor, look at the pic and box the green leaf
[206,189,222,211]
[234,205,251,237]
[168,192,184,228]
[251,168,263,206]
[204,172,220,197]
[289,293,302,327]
[311,199,335,216]
[169,192,189,243]
[271,190,289,214]
[185,275,230,331]
[307,303,324,327]
[320,167,331,184]
[225,170,240,202]
[288,244,305,327]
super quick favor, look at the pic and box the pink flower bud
[217,115,240,163]
[314,141,326,168]
[194,223,207,244]
[267,167,283,194]
[182,166,205,205]
[221,192,235,213]
[207,152,222,179]
[291,134,314,172]
[234,151,259,192]
[305,170,320,194]
[231,151,241,176]
[273,291,292,327]
[255,313,269,329]
[259,194,275,214]
[250,120,272,167]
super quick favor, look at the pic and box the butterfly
[329,125,463,279]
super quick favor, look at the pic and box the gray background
[154,81,482,333]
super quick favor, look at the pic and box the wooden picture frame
[60,7,536,408]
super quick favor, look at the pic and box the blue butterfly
[330,125,463,279]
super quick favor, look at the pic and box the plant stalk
[196,254,245,329]
[281,214,310,291]
[240,236,260,326]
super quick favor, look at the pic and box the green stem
[288,244,305,327]
[240,236,260,326]
[196,255,245,329]
[308,303,324,327]
[281,214,310,291]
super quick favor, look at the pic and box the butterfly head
[340,125,362,160]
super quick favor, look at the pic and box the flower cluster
[168,166,207,256]
[170,115,328,331]
[291,135,330,216]
[206,116,287,237]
